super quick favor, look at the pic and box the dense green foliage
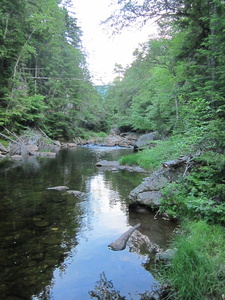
[106,0,225,139]
[106,0,225,225]
[0,0,108,139]
[105,1,225,297]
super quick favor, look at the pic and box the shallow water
[0,146,176,300]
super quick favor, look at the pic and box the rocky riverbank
[96,155,191,216]
[0,126,190,216]
[0,129,162,160]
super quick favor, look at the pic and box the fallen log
[108,223,141,251]
[162,155,190,168]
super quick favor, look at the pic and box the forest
[104,0,225,224]
[0,0,108,139]
[1,0,225,298]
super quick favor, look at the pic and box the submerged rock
[67,190,83,196]
[96,160,147,173]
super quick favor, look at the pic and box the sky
[71,0,158,85]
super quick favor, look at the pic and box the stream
[0,146,176,300]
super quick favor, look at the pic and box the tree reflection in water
[0,156,83,299]
[89,272,161,300]
[89,272,126,300]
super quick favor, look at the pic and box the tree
[105,0,225,143]
[0,0,107,138]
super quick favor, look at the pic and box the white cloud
[72,0,157,84]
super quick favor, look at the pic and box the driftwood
[162,155,190,168]
[108,223,141,251]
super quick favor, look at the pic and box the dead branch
[0,131,34,155]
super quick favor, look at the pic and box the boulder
[96,160,120,168]
[136,191,162,209]
[104,134,137,148]
[128,159,189,210]
[134,132,162,150]
[105,135,124,147]
[129,168,168,206]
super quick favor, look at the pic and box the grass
[80,130,107,140]
[160,220,225,300]
[119,136,193,170]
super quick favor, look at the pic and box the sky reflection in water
[0,147,174,300]
[50,170,156,300]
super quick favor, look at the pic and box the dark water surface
[0,146,176,300]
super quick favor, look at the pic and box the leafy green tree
[0,0,107,138]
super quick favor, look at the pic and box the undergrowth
[160,150,225,224]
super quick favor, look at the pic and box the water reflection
[0,147,176,300]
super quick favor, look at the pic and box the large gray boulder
[129,168,168,209]
[128,156,190,210]
[134,132,162,150]
[136,191,162,209]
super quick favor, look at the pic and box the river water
[0,146,176,300]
